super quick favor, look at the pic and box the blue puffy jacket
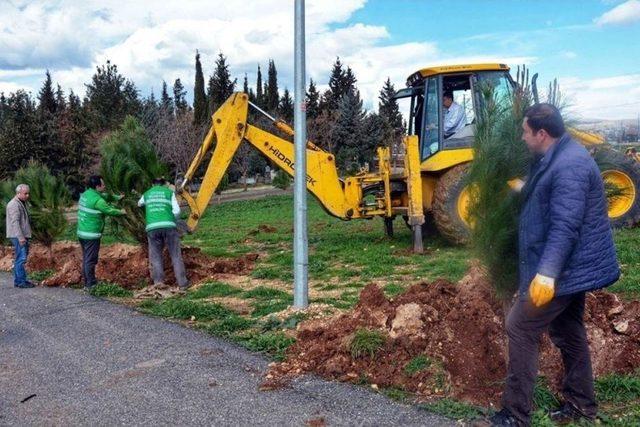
[518,133,620,296]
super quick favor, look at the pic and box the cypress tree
[193,50,208,125]
[266,59,279,112]
[256,65,264,107]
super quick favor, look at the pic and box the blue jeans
[10,238,29,285]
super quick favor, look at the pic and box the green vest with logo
[143,186,176,232]
[77,189,106,239]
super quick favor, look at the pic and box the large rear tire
[591,146,640,228]
[432,164,472,245]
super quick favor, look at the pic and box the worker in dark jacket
[485,104,620,427]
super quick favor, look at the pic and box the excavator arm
[179,93,373,231]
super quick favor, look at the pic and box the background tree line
[0,52,405,198]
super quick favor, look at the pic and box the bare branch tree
[146,110,206,182]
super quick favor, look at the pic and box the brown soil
[0,242,257,288]
[267,265,640,406]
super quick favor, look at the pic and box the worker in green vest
[138,177,189,289]
[77,175,125,289]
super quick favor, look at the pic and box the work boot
[472,408,520,427]
[549,402,594,425]
[14,282,35,288]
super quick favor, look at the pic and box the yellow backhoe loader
[178,63,640,252]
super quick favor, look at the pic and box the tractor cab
[395,64,514,163]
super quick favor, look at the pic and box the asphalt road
[0,273,452,426]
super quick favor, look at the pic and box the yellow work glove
[529,273,555,307]
[507,178,525,192]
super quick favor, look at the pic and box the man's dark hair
[152,177,166,186]
[87,175,103,189]
[443,91,454,100]
[524,103,566,138]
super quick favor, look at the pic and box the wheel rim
[457,186,473,227]
[602,170,636,218]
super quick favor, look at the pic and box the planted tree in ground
[0,162,71,259]
[100,116,168,244]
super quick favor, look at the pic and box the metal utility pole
[293,0,308,308]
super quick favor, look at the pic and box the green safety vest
[143,186,177,232]
[77,189,120,239]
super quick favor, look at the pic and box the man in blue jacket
[486,104,620,426]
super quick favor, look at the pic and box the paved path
[0,273,451,426]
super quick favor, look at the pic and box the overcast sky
[1,0,639,120]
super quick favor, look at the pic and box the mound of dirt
[267,266,640,406]
[0,242,257,289]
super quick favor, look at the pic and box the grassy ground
[58,195,640,425]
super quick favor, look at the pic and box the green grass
[404,355,432,376]
[250,300,292,317]
[383,283,406,298]
[187,281,242,299]
[237,286,294,317]
[383,387,412,403]
[532,376,561,411]
[181,195,469,285]
[241,286,290,300]
[610,229,640,298]
[30,269,55,282]
[202,314,255,336]
[420,398,485,420]
[349,328,387,359]
[595,372,640,403]
[240,332,296,361]
[139,298,233,321]
[260,313,308,331]
[88,282,134,298]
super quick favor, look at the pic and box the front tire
[432,164,472,245]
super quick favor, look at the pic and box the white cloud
[0,81,32,94]
[594,0,640,26]
[560,74,640,119]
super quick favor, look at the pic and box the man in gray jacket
[5,184,35,288]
